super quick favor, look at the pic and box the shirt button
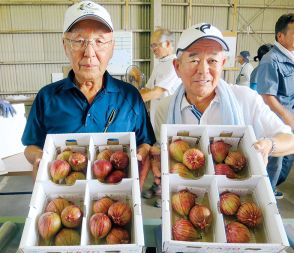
[88,113,91,117]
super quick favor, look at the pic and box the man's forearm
[271,133,294,157]
[24,145,43,165]
[262,94,294,130]
[140,87,165,102]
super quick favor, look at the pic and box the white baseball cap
[176,23,229,55]
[63,1,114,33]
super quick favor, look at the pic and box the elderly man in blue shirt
[255,13,294,198]
[22,1,155,178]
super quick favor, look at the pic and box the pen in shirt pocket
[103,109,117,132]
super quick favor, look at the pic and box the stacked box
[161,124,289,253]
[20,132,144,253]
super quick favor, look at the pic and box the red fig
[93,197,115,214]
[96,149,113,161]
[183,148,205,170]
[171,189,197,217]
[169,139,190,162]
[225,151,247,172]
[172,219,200,241]
[108,201,132,226]
[56,150,73,162]
[189,204,213,230]
[49,159,71,183]
[69,152,88,171]
[93,160,112,181]
[226,221,250,243]
[215,164,238,179]
[38,212,61,245]
[61,205,83,228]
[210,140,231,163]
[90,213,112,239]
[106,170,127,183]
[110,151,129,170]
[237,202,263,227]
[106,227,130,244]
[220,192,241,215]
[45,197,72,215]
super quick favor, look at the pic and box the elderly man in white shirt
[154,23,294,169]
[140,28,182,127]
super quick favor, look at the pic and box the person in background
[21,0,155,179]
[250,43,273,90]
[140,28,182,127]
[235,50,254,87]
[139,28,181,204]
[0,100,16,118]
[154,22,294,180]
[255,13,294,199]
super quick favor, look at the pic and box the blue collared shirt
[256,45,294,112]
[22,70,155,148]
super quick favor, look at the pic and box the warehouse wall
[0,0,294,97]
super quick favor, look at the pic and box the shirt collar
[274,41,294,62]
[159,54,176,62]
[62,70,120,93]
[180,86,220,112]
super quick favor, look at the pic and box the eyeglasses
[150,42,163,49]
[64,38,113,51]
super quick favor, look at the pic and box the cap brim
[177,35,229,55]
[65,14,113,32]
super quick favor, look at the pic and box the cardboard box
[161,124,267,178]
[20,132,143,252]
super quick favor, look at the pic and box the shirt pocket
[278,63,294,95]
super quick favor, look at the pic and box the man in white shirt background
[235,50,254,87]
[140,28,182,127]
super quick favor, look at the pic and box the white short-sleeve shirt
[154,82,291,142]
[146,54,182,126]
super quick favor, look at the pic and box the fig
[172,219,200,241]
[169,139,190,162]
[45,197,72,215]
[110,151,129,170]
[38,212,61,245]
[210,140,231,163]
[225,151,247,172]
[93,197,115,214]
[106,170,127,183]
[96,149,113,161]
[237,202,263,227]
[108,201,132,226]
[215,164,238,179]
[189,204,213,230]
[226,221,251,243]
[65,172,86,185]
[183,148,205,170]
[56,150,73,162]
[170,163,196,179]
[69,152,87,171]
[49,159,71,183]
[61,205,83,228]
[219,192,241,215]
[171,189,197,217]
[54,228,80,246]
[89,213,112,239]
[93,160,112,181]
[106,227,130,244]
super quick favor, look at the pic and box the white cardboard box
[161,124,267,178]
[162,176,289,253]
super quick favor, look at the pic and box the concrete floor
[0,167,293,252]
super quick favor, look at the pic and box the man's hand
[253,138,274,165]
[150,146,161,185]
[137,144,151,191]
[0,100,16,118]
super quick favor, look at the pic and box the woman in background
[250,44,274,90]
